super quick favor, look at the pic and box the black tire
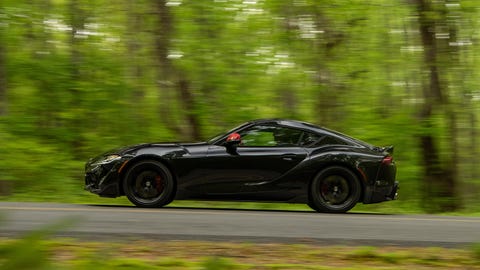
[123,160,175,208]
[308,166,361,213]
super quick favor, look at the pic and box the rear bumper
[388,181,399,200]
[362,156,397,204]
[364,181,399,204]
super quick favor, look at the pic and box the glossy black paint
[85,119,398,209]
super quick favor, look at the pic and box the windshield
[207,122,251,144]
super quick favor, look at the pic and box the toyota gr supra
[85,119,398,213]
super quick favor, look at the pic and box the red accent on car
[226,132,241,142]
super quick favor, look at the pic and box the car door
[201,124,308,195]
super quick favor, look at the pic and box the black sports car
[85,119,398,213]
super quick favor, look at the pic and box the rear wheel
[309,166,361,213]
[123,160,175,208]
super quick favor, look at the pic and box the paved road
[1,202,479,247]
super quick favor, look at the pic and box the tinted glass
[239,125,303,147]
[299,132,323,147]
[314,136,348,146]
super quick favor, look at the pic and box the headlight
[97,154,122,164]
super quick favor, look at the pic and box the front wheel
[309,166,361,213]
[123,160,175,208]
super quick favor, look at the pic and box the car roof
[247,119,374,148]
[248,119,325,132]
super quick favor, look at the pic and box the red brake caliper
[321,183,329,195]
[155,175,164,193]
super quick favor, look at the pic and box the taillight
[382,156,393,166]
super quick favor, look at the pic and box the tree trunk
[126,1,145,100]
[415,0,459,212]
[0,33,7,116]
[154,0,201,140]
[68,0,85,158]
[178,78,201,140]
[125,0,149,132]
[154,0,183,137]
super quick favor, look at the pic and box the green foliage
[0,129,81,197]
[2,237,480,270]
[0,218,77,270]
[201,257,238,270]
[0,237,51,270]
[348,246,402,264]
[349,246,379,260]
[1,0,480,212]
[472,242,480,261]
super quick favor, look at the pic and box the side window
[315,135,348,147]
[241,127,276,146]
[299,132,323,147]
[240,125,303,147]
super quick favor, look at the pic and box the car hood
[106,142,207,155]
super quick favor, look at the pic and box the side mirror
[225,132,241,146]
[225,133,241,155]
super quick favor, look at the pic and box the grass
[1,191,430,215]
[1,237,480,270]
[6,193,480,216]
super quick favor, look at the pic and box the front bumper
[84,158,128,198]
[85,171,119,197]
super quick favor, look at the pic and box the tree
[414,0,460,212]
[154,0,201,140]
[0,22,6,117]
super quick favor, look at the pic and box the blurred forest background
[1,0,480,213]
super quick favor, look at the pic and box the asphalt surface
[1,202,479,247]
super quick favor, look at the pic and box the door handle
[281,154,296,161]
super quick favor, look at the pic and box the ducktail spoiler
[382,145,394,155]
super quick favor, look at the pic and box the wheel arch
[308,162,366,204]
[118,155,177,196]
